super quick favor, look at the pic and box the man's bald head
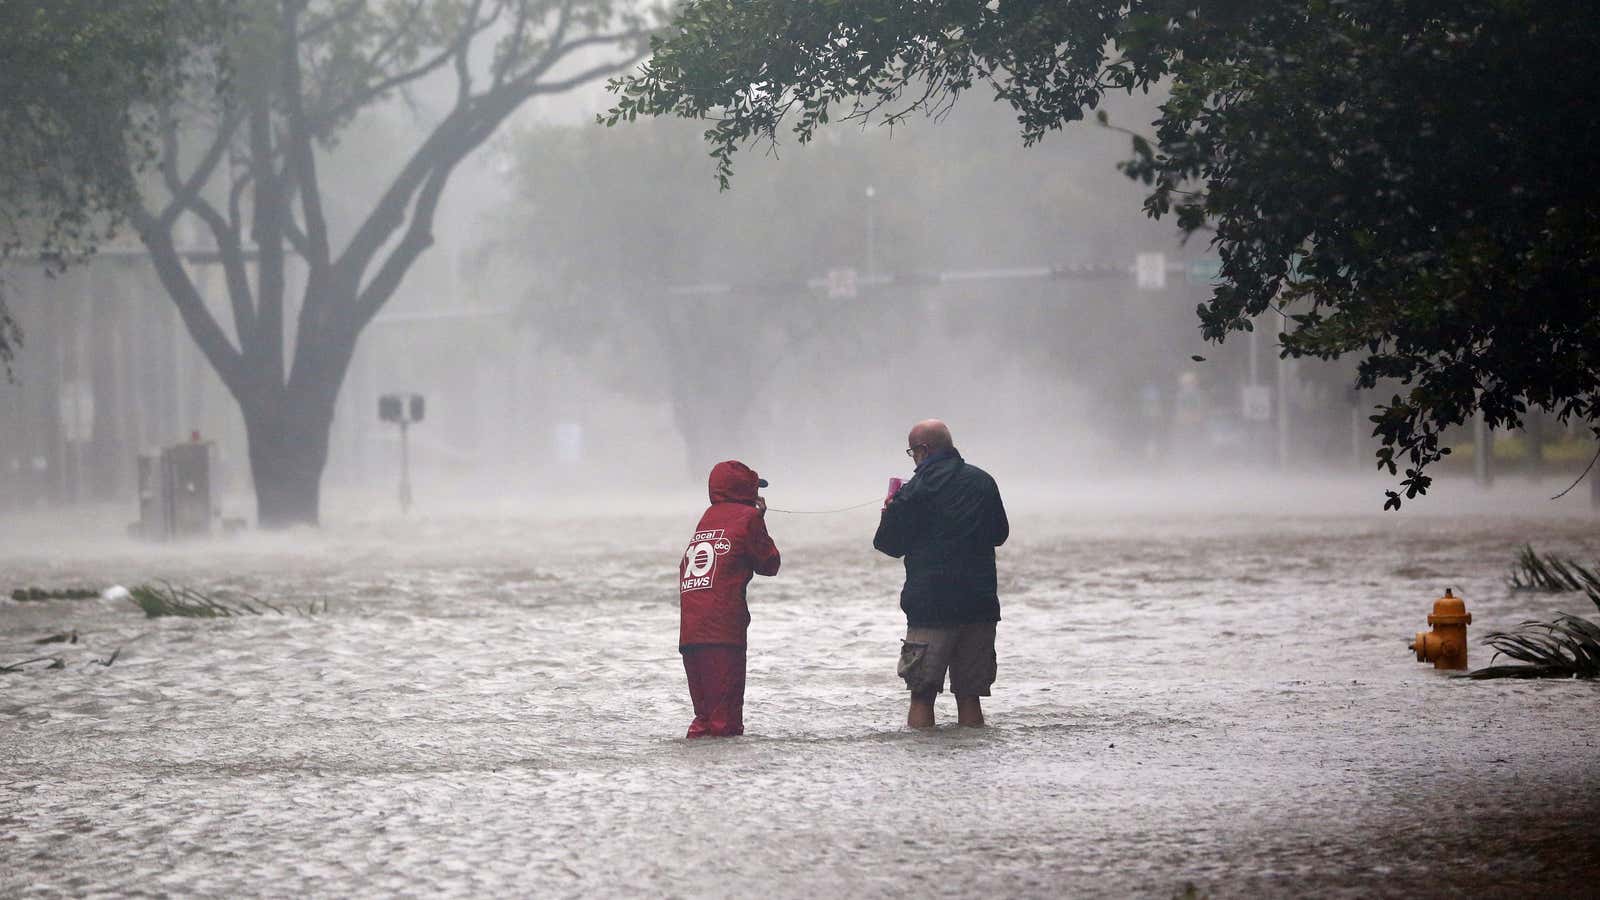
[908,419,954,456]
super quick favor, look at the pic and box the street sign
[1241,384,1273,422]
[379,393,425,424]
[1135,253,1167,290]
[378,392,426,513]
[1187,258,1223,286]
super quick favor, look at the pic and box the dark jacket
[679,460,781,648]
[873,450,1009,626]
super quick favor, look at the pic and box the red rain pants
[682,645,746,738]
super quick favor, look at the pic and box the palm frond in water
[9,587,99,601]
[1506,546,1600,615]
[0,656,65,674]
[1507,544,1600,597]
[1469,613,1600,679]
[129,582,327,619]
[1507,545,1596,592]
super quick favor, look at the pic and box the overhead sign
[1135,252,1167,290]
[1187,258,1223,285]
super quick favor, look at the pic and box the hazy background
[0,58,1589,524]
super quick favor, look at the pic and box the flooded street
[4,480,1599,898]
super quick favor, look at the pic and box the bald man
[873,419,1009,727]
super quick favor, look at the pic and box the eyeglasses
[905,443,929,458]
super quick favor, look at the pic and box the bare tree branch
[524,51,645,97]
[503,29,645,97]
[307,7,500,135]
[283,214,312,259]
[133,207,245,396]
[453,0,490,105]
[341,0,428,81]
[281,1,330,272]
[151,105,245,224]
[248,84,286,387]
[337,25,643,316]
[298,0,366,43]
[492,0,542,89]
[188,196,257,348]
[228,166,253,235]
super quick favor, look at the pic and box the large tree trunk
[245,402,329,528]
[133,4,643,529]
[241,353,345,529]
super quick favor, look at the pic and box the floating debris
[1471,547,1600,679]
[0,656,65,674]
[129,582,328,618]
[33,631,78,645]
[1470,614,1600,680]
[10,587,101,602]
[1506,545,1600,596]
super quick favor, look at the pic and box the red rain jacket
[679,460,781,649]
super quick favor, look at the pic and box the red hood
[708,460,761,504]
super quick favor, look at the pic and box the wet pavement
[3,483,1599,897]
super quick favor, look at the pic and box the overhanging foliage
[608,0,1600,508]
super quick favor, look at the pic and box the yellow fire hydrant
[1409,589,1472,670]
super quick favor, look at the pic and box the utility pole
[1473,409,1493,486]
[1350,390,1364,470]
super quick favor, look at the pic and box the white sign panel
[1136,252,1167,290]
[826,268,858,299]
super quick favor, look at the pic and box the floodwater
[3,478,1599,898]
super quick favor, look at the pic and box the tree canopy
[0,0,222,370]
[609,0,1600,507]
[127,0,647,526]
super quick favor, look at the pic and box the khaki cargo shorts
[897,621,997,698]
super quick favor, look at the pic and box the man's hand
[754,496,767,515]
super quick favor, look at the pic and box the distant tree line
[608,0,1600,507]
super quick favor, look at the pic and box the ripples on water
[3,496,1600,897]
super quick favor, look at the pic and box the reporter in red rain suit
[678,460,781,737]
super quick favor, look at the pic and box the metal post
[1592,442,1599,509]
[1276,309,1290,469]
[398,419,412,514]
[1248,319,1260,387]
[1352,399,1363,470]
[1524,412,1543,480]
[1473,410,1493,486]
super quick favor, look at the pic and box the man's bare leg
[908,689,937,728]
[956,695,985,727]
